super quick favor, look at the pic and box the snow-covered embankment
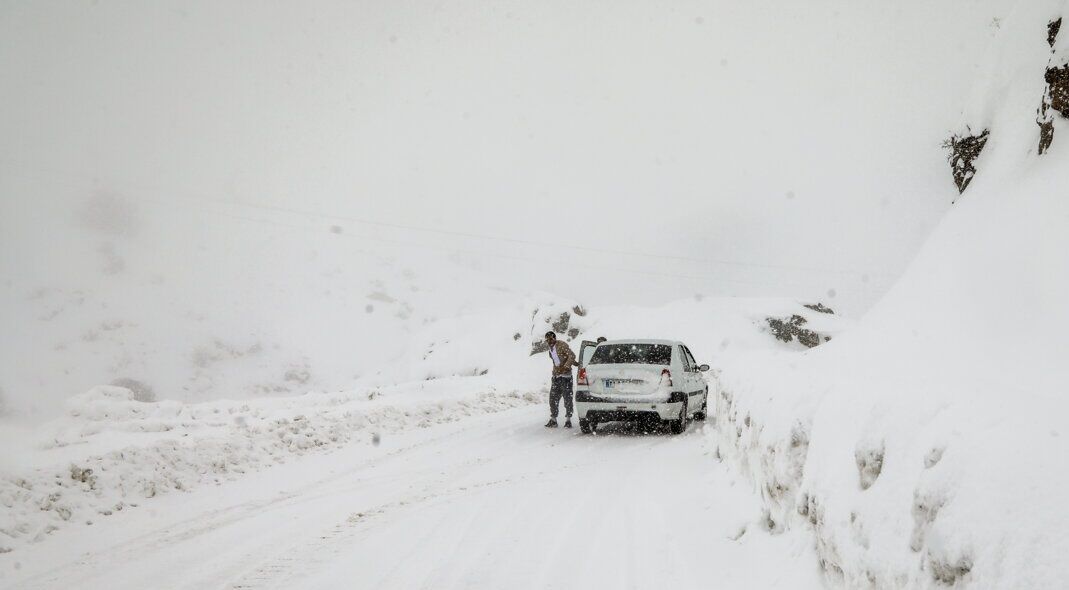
[708,6,1069,587]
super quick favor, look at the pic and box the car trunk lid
[587,365,670,397]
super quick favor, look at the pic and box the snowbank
[0,380,538,554]
[708,4,1069,586]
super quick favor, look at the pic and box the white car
[574,339,709,434]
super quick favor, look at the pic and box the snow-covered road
[6,406,823,590]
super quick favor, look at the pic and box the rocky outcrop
[766,314,831,348]
[944,130,990,193]
[1038,18,1066,155]
[1046,64,1069,116]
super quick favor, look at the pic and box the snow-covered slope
[710,3,1069,587]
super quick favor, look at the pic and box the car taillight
[577,368,588,386]
[661,368,673,387]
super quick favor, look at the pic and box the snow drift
[709,2,1069,587]
[0,380,538,554]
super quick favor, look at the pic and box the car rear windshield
[589,344,672,365]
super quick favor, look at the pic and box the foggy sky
[1,0,998,314]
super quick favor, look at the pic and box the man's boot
[545,418,558,428]
[563,418,573,428]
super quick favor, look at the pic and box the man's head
[544,331,557,345]
[596,337,607,343]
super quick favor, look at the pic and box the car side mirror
[698,364,710,372]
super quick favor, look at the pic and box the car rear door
[682,345,705,406]
[676,345,697,406]
[578,340,598,369]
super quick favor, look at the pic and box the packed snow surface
[0,295,839,560]
[0,380,538,557]
[2,406,825,590]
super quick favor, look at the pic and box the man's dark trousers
[549,376,574,419]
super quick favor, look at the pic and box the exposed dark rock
[529,340,549,356]
[767,314,826,348]
[943,130,990,194]
[551,312,570,333]
[1039,115,1055,155]
[803,302,835,314]
[1039,19,1066,155]
[1046,64,1069,117]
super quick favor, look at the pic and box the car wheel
[669,399,688,435]
[579,419,593,434]
[694,390,708,421]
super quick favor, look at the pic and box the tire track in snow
[221,410,561,589]
[11,412,508,590]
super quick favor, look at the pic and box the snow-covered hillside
[709,3,1069,587]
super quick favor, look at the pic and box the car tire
[669,399,688,435]
[579,419,593,434]
[694,390,708,421]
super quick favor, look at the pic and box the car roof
[596,339,682,346]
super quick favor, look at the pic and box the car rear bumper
[576,398,683,421]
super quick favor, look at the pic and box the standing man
[544,331,577,428]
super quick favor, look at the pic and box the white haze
[0,0,994,417]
